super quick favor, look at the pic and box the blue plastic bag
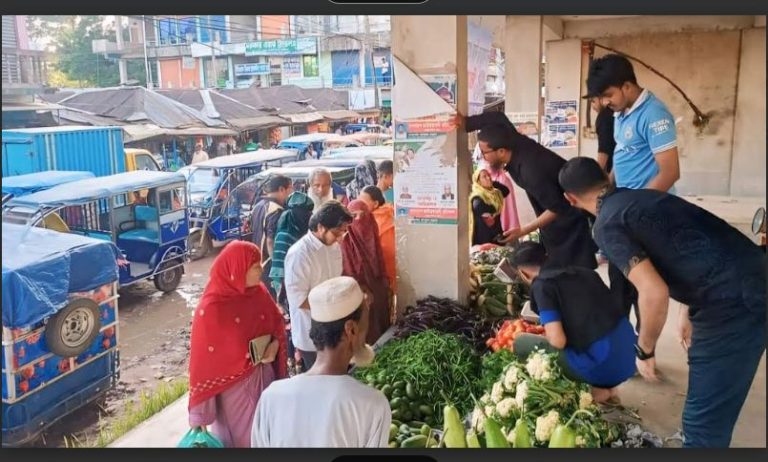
[177,427,225,448]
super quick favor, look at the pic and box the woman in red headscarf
[341,200,391,344]
[188,241,287,448]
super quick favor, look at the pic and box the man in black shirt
[586,96,617,176]
[559,157,766,448]
[463,112,597,269]
[251,174,293,296]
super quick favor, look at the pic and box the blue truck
[2,125,163,178]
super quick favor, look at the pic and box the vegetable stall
[354,244,661,449]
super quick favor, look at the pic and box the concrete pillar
[115,16,129,85]
[503,16,543,134]
[391,16,471,308]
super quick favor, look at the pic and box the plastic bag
[177,427,225,448]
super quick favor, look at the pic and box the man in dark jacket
[463,112,597,269]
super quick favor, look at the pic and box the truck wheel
[154,260,183,293]
[45,298,102,358]
[187,229,211,261]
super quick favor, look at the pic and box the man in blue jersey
[585,54,680,193]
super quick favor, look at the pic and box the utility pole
[142,15,152,89]
[210,31,219,88]
[364,16,380,110]
[115,16,128,85]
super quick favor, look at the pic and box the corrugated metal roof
[57,87,226,129]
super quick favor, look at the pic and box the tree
[27,15,146,88]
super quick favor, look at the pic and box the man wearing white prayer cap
[251,277,391,448]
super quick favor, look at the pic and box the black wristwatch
[634,344,655,360]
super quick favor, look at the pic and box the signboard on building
[245,37,317,56]
[282,56,303,78]
[235,62,270,76]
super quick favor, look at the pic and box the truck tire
[187,229,211,261]
[45,298,102,358]
[154,260,183,293]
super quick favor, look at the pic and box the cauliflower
[495,397,517,418]
[480,393,491,405]
[579,391,594,410]
[506,428,517,445]
[484,405,496,418]
[491,381,505,403]
[514,381,529,409]
[525,351,554,381]
[471,407,487,433]
[503,365,520,390]
[535,410,560,442]
[575,435,587,447]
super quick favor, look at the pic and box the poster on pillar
[507,112,540,140]
[391,57,460,226]
[544,100,579,148]
[467,22,493,116]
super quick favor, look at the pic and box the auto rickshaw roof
[187,149,298,170]
[2,222,120,328]
[9,170,187,208]
[1,171,95,197]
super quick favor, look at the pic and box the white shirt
[191,150,209,164]
[284,233,343,352]
[251,374,391,448]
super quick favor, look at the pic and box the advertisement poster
[245,37,317,56]
[422,74,457,106]
[544,100,579,124]
[235,62,270,76]
[506,112,540,140]
[467,22,493,116]
[282,56,302,78]
[393,115,459,225]
[546,123,578,148]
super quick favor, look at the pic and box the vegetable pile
[388,420,440,448]
[469,247,529,318]
[486,319,545,353]
[394,296,500,353]
[356,330,482,426]
[469,349,622,448]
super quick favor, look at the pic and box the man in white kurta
[251,277,391,447]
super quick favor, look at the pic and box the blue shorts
[564,317,637,388]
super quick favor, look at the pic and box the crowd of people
[185,54,765,448]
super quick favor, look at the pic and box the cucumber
[409,402,420,415]
[402,410,413,421]
[381,384,393,398]
[401,435,428,448]
[399,424,412,435]
[393,381,406,391]
[390,397,402,408]
[388,441,399,448]
[405,382,417,399]
[391,410,402,421]
[392,388,404,399]
[391,419,402,427]
[418,405,433,416]
[408,420,427,428]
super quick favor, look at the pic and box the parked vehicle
[278,133,339,160]
[243,164,358,198]
[1,126,162,178]
[179,150,298,260]
[2,223,121,446]
[1,171,95,206]
[4,171,189,293]
[343,123,386,135]
[341,132,392,146]
[321,145,394,162]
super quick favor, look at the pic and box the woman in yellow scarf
[469,168,510,246]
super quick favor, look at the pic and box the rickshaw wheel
[46,298,102,358]
[154,261,183,293]
[188,230,211,261]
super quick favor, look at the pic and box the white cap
[309,276,364,323]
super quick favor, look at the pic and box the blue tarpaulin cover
[9,170,186,208]
[1,171,95,197]
[1,223,120,328]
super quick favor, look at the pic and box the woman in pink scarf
[474,143,521,230]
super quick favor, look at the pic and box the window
[158,17,196,45]
[303,55,319,78]
[135,154,160,171]
[198,15,228,44]
[158,187,185,214]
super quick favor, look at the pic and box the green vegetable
[513,419,532,448]
[420,425,431,437]
[389,424,399,440]
[484,418,510,448]
[426,437,439,448]
[408,420,427,428]
[381,384,393,398]
[418,405,433,416]
[399,424,412,435]
[390,397,402,408]
[393,381,406,391]
[406,382,417,399]
[401,435,428,448]
[388,441,399,448]
[466,431,481,448]
[442,405,467,448]
[391,410,402,421]
[549,410,594,448]
[402,410,413,421]
[409,402,420,414]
